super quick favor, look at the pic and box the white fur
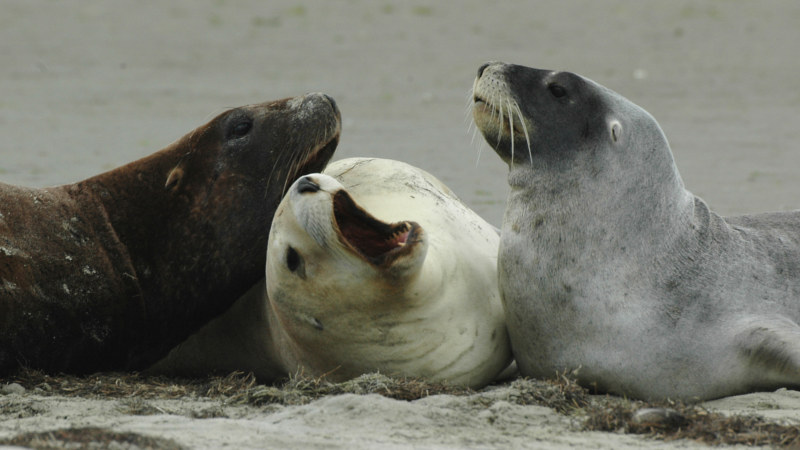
[152,158,511,389]
[266,158,510,388]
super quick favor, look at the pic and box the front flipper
[735,317,800,378]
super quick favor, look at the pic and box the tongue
[393,229,410,246]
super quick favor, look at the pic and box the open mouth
[304,134,340,173]
[332,189,421,266]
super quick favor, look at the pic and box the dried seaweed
[0,427,186,450]
[3,368,800,447]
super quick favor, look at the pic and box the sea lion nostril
[297,177,321,194]
[477,63,490,78]
[323,94,337,109]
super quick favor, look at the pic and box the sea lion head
[161,93,341,323]
[470,62,692,252]
[152,93,341,288]
[471,62,680,192]
[165,93,341,212]
[265,173,429,378]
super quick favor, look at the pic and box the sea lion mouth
[472,88,532,163]
[473,94,528,139]
[305,134,340,173]
[280,93,343,195]
[284,130,340,196]
[332,189,421,267]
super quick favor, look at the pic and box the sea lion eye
[548,84,567,98]
[229,119,253,138]
[286,246,302,273]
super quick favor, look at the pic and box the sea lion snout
[289,92,340,117]
[477,62,490,78]
[296,176,321,194]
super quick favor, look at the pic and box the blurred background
[1,0,798,226]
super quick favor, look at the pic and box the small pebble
[1,382,26,395]
[632,407,687,427]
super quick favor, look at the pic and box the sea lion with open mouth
[153,158,510,389]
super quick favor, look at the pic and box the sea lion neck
[62,141,254,366]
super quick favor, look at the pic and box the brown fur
[0,94,340,374]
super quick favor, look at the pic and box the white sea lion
[153,158,511,389]
[472,61,800,401]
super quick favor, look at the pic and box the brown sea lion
[0,93,340,374]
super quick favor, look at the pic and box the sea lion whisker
[464,98,484,167]
[511,101,533,162]
[281,152,303,195]
[487,92,498,124]
[464,88,476,121]
[475,143,484,168]
[494,101,504,147]
[506,99,516,164]
[497,100,514,165]
[266,161,281,198]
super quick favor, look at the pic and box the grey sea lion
[0,93,340,374]
[472,61,800,401]
[153,158,511,389]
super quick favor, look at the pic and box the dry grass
[3,368,800,447]
[502,371,591,413]
[526,375,800,447]
[2,368,469,404]
[3,368,258,400]
[227,371,472,406]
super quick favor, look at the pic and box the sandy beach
[2,1,800,448]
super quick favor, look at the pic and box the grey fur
[473,62,800,401]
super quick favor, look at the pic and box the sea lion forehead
[501,63,556,84]
[221,93,338,121]
[478,63,575,93]
[214,98,288,125]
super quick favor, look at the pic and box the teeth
[385,223,411,246]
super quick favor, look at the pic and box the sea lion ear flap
[609,120,622,143]
[165,165,184,191]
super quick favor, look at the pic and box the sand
[3,373,798,449]
[1,373,799,449]
[2,0,800,448]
